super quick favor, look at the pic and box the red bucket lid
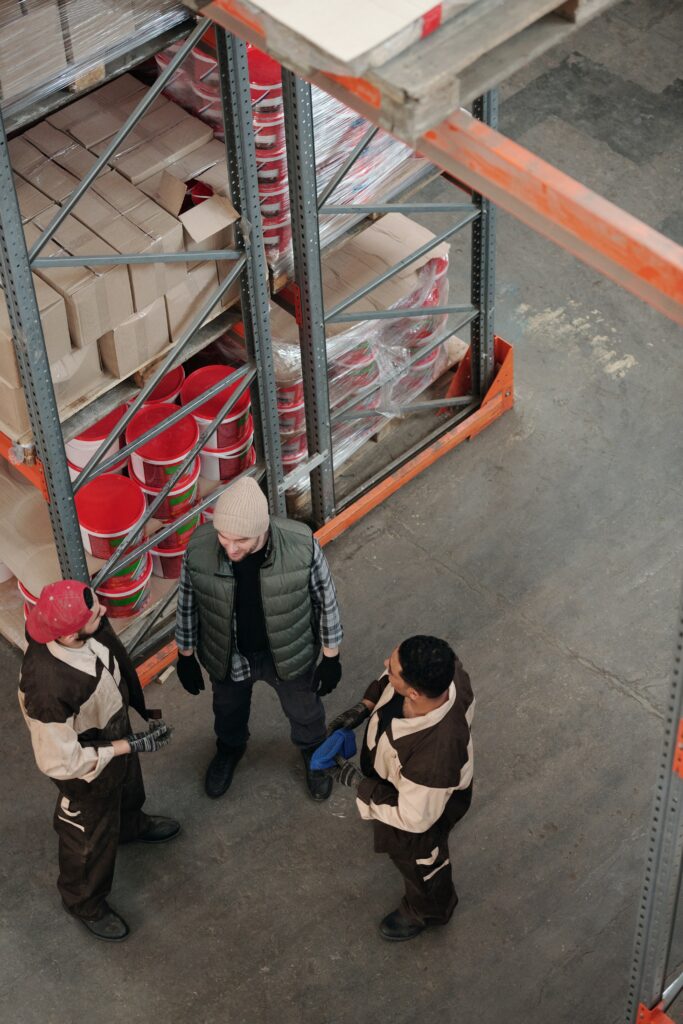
[181,365,251,422]
[76,404,128,443]
[247,44,282,85]
[126,403,199,462]
[75,474,147,534]
[146,366,185,404]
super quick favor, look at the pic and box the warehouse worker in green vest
[174,476,343,801]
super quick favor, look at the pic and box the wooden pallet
[197,0,620,142]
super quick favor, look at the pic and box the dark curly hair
[398,635,455,699]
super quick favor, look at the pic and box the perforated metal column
[470,90,497,398]
[281,70,335,526]
[626,587,683,1022]
[0,112,88,580]
[216,30,286,515]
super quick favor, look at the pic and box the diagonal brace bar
[328,303,474,325]
[316,124,379,210]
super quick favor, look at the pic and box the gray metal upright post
[281,70,335,525]
[0,112,88,581]
[626,586,683,1022]
[215,30,286,515]
[470,90,498,399]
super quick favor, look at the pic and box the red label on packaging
[421,5,442,37]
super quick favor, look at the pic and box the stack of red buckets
[155,40,291,261]
[180,365,256,523]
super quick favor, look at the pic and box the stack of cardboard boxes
[0,74,241,439]
[0,0,185,104]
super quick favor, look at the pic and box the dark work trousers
[54,753,146,921]
[389,832,459,926]
[211,650,326,751]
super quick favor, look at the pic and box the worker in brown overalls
[18,580,180,942]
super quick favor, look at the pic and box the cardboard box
[165,263,221,343]
[91,170,147,215]
[0,276,71,387]
[52,143,99,180]
[23,161,80,205]
[67,191,168,310]
[0,2,67,103]
[48,93,102,132]
[108,119,214,185]
[0,343,106,437]
[26,214,134,349]
[23,122,74,160]
[61,0,136,63]
[8,138,46,179]
[98,296,169,378]
[90,179,187,306]
[15,179,53,223]
[180,195,239,258]
[139,139,230,207]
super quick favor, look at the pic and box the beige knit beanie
[212,477,270,537]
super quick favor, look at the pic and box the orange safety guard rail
[137,337,513,686]
[200,0,683,325]
[637,1004,675,1024]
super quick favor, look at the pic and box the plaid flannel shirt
[175,535,342,682]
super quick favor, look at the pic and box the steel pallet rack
[0,8,511,665]
[0,20,287,661]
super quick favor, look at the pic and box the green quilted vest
[185,517,318,681]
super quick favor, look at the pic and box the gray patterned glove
[332,759,364,788]
[326,701,370,735]
[126,721,173,753]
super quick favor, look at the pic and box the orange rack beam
[0,433,49,500]
[199,0,683,325]
[136,338,513,686]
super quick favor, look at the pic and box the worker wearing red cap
[19,580,180,942]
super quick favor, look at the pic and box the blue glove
[310,728,357,770]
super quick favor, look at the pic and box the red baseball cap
[26,580,94,644]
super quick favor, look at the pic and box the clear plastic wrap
[154,41,429,275]
[211,254,463,494]
[0,1,188,113]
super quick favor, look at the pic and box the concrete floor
[2,2,682,1021]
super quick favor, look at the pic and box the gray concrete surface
[1,1,682,1021]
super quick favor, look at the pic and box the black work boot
[379,909,427,942]
[123,815,181,844]
[69,902,130,942]
[205,744,247,798]
[301,745,333,801]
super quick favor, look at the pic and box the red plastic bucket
[254,110,285,152]
[199,435,256,482]
[96,554,153,619]
[262,214,292,258]
[181,366,252,449]
[192,79,222,124]
[18,580,38,607]
[131,457,200,520]
[75,474,147,561]
[190,181,214,205]
[278,400,306,435]
[145,366,186,405]
[277,380,304,407]
[259,182,289,220]
[281,432,308,474]
[247,44,282,112]
[154,507,201,550]
[126,403,199,487]
[65,403,127,469]
[151,543,187,579]
[255,146,287,186]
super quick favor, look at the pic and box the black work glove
[312,653,342,696]
[326,700,370,735]
[126,721,173,754]
[331,758,363,788]
[177,652,205,695]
